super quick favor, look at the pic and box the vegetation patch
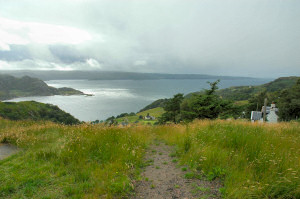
[0,101,80,125]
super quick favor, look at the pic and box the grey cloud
[0,59,102,71]
[48,45,87,63]
[0,45,32,61]
[0,0,299,78]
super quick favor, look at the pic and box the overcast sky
[0,0,299,78]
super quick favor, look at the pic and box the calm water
[7,78,271,121]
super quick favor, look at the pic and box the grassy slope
[116,107,165,125]
[0,119,299,198]
[138,99,168,112]
[138,107,165,118]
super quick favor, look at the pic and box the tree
[181,94,221,120]
[277,78,300,121]
[158,80,242,124]
[205,80,220,95]
[105,116,118,126]
[245,90,268,118]
[181,80,239,121]
[159,93,184,123]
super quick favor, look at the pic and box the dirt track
[134,142,221,199]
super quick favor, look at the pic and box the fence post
[263,98,267,122]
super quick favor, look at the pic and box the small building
[251,111,262,122]
[144,113,156,120]
[260,103,279,123]
[251,103,279,123]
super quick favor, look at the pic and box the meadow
[115,107,164,125]
[0,119,299,198]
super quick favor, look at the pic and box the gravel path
[134,142,221,199]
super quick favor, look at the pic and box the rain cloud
[0,0,299,78]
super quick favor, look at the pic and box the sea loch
[7,78,271,121]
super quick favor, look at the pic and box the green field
[0,119,299,198]
[116,107,165,125]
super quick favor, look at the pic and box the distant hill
[214,76,300,101]
[0,74,84,100]
[0,70,258,81]
[0,101,80,125]
[184,76,300,100]
[138,99,169,112]
[140,76,300,112]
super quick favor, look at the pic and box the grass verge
[0,119,154,198]
[155,120,300,198]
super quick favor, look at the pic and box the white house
[144,114,156,120]
[251,103,279,123]
[260,102,279,123]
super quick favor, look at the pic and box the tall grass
[1,119,299,198]
[155,120,300,198]
[0,119,154,198]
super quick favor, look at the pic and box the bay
[7,78,271,121]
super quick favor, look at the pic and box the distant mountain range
[0,74,85,100]
[0,70,259,81]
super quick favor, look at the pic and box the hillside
[0,101,80,125]
[215,76,300,101]
[0,74,84,100]
[140,76,300,112]
[139,99,168,112]
[115,107,165,125]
